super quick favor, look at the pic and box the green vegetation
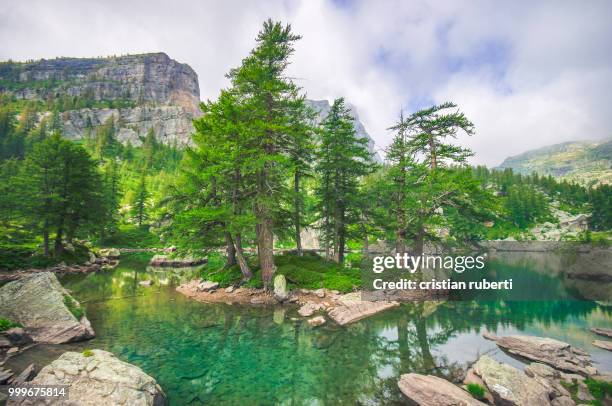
[0,317,22,332]
[466,383,486,400]
[63,294,85,320]
[82,349,94,357]
[585,378,612,405]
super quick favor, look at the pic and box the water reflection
[6,253,612,405]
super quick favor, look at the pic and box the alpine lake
[6,250,612,405]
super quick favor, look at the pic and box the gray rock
[473,355,552,406]
[225,286,235,293]
[0,273,94,344]
[197,280,219,292]
[593,340,612,351]
[0,368,13,384]
[273,274,289,302]
[10,364,36,384]
[298,302,323,317]
[2,328,32,346]
[398,373,486,405]
[328,294,399,326]
[490,334,596,376]
[149,255,207,267]
[8,350,166,406]
[591,327,612,338]
[307,316,326,327]
[551,396,576,406]
[314,288,325,298]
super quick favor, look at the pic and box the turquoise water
[8,253,612,405]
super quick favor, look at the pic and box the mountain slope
[498,139,612,185]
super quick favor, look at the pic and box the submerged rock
[473,355,552,405]
[398,373,486,405]
[298,302,324,317]
[0,272,94,344]
[327,293,399,326]
[8,350,166,406]
[487,334,596,376]
[273,274,289,302]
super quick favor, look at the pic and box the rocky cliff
[0,53,200,145]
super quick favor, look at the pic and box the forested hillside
[498,139,612,186]
[1,20,610,283]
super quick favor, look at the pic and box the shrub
[585,378,612,405]
[466,383,486,400]
[63,294,85,320]
[82,349,94,357]
[0,317,22,332]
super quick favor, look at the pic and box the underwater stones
[307,316,326,327]
[298,302,324,317]
[0,272,94,344]
[473,355,552,406]
[273,274,289,302]
[398,373,486,405]
[489,335,596,376]
[9,350,167,406]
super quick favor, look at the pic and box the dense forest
[0,20,610,287]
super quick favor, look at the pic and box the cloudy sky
[1,0,611,166]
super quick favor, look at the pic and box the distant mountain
[498,139,612,185]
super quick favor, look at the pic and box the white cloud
[1,0,611,166]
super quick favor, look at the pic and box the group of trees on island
[0,19,610,281]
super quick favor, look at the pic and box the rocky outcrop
[273,274,289,302]
[565,249,612,282]
[592,340,612,351]
[8,350,166,406]
[485,334,596,376]
[473,355,552,405]
[397,373,486,405]
[149,255,207,267]
[0,272,94,344]
[327,292,399,326]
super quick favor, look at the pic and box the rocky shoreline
[398,332,612,406]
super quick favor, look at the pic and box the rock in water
[307,316,326,327]
[593,340,612,351]
[591,327,612,338]
[8,350,166,406]
[273,275,289,302]
[397,373,486,405]
[197,280,219,292]
[327,293,399,326]
[149,255,207,267]
[0,273,94,344]
[298,302,324,317]
[492,335,596,376]
[473,355,552,406]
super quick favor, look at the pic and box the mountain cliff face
[306,99,381,162]
[0,53,200,145]
[1,54,380,155]
[498,139,612,185]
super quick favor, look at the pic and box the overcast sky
[1,0,611,166]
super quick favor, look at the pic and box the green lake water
[7,252,612,405]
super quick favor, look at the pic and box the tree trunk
[428,134,437,169]
[362,232,369,257]
[43,219,50,257]
[54,226,64,256]
[335,208,346,263]
[225,232,237,267]
[413,225,425,258]
[294,171,303,256]
[228,233,252,280]
[258,216,276,289]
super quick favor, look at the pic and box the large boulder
[8,350,166,406]
[489,335,596,376]
[0,273,94,344]
[473,355,552,406]
[273,274,289,302]
[398,373,486,405]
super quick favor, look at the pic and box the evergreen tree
[132,173,148,227]
[315,98,373,263]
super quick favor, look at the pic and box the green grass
[0,317,22,332]
[82,349,94,357]
[99,224,162,248]
[63,294,85,320]
[466,383,486,400]
[199,252,360,292]
[585,378,612,406]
